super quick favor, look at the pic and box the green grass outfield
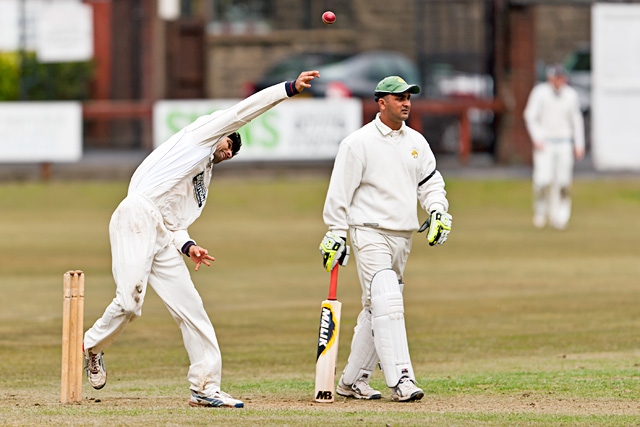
[1,175,640,426]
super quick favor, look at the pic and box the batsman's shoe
[83,347,107,390]
[336,378,382,400]
[390,377,424,402]
[189,391,244,408]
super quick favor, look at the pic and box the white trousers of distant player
[83,193,222,396]
[340,226,414,388]
[532,139,574,229]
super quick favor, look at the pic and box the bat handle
[328,265,339,301]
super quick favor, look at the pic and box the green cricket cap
[374,76,420,96]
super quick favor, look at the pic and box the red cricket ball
[322,11,336,25]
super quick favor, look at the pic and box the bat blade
[314,266,342,403]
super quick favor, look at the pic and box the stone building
[94,0,604,162]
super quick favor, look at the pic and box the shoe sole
[336,388,382,400]
[391,389,424,402]
[189,396,244,408]
[189,401,244,408]
[89,381,106,390]
[85,369,107,390]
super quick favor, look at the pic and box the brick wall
[205,1,592,99]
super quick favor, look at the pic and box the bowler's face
[213,137,233,164]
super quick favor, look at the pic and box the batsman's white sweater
[323,113,448,237]
[128,83,292,252]
[523,82,585,150]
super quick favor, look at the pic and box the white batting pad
[340,309,378,385]
[370,269,414,387]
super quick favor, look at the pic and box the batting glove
[418,211,452,246]
[319,231,350,272]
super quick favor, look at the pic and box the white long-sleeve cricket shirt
[323,113,449,237]
[523,82,585,150]
[128,82,296,252]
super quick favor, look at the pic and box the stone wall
[537,5,591,64]
[205,1,592,99]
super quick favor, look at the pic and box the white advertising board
[153,98,363,161]
[0,0,92,60]
[0,1,20,52]
[592,4,640,170]
[0,102,82,162]
[36,1,93,63]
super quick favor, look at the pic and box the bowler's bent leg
[84,195,158,353]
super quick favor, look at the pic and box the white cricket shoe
[189,391,244,408]
[83,347,107,390]
[336,377,382,400]
[390,377,424,402]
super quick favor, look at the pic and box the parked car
[245,51,352,96]
[248,51,496,154]
[423,62,495,154]
[248,50,421,99]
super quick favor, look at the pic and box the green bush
[0,54,20,100]
[0,52,94,101]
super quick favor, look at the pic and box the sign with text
[36,1,93,63]
[0,102,82,162]
[153,98,363,161]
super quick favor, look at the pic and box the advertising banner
[153,98,363,161]
[0,102,82,162]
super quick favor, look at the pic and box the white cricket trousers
[83,193,223,396]
[339,227,413,386]
[532,140,574,229]
[350,227,412,306]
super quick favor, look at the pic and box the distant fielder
[82,70,321,409]
[319,76,452,401]
[524,64,585,230]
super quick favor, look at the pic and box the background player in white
[524,64,585,230]
[82,70,321,409]
[319,76,452,402]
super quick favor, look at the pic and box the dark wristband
[181,241,196,256]
[285,81,299,97]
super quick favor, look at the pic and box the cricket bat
[314,265,342,403]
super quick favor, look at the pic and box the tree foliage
[0,52,94,101]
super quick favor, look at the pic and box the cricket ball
[322,11,336,25]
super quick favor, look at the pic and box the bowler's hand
[575,146,585,161]
[533,140,545,151]
[295,70,320,93]
[187,245,215,271]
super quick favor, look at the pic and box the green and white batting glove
[319,231,350,272]
[418,211,452,246]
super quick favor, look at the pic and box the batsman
[319,76,452,402]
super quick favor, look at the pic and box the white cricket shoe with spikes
[83,347,107,390]
[336,377,382,400]
[391,376,424,402]
[189,391,244,408]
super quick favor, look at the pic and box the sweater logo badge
[411,148,419,159]
[193,172,206,208]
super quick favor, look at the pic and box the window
[208,0,272,35]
